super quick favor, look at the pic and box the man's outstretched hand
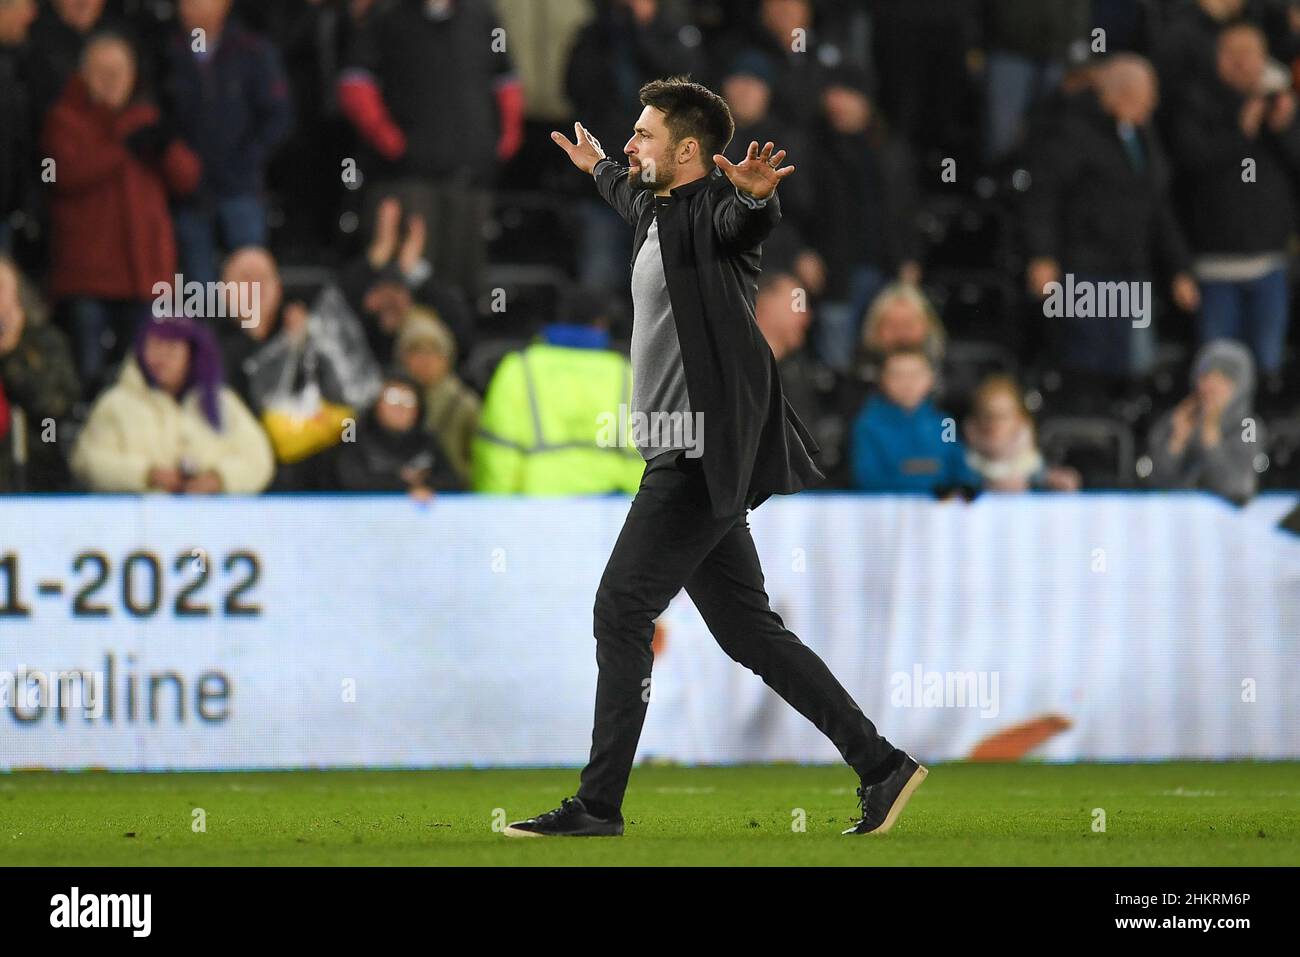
[713,141,794,201]
[551,122,607,175]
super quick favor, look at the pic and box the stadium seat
[477,263,572,338]
[1039,416,1136,489]
[1261,416,1300,490]
[940,339,1018,418]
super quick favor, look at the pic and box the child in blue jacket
[851,347,981,495]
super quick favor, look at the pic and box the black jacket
[163,19,294,200]
[344,0,513,187]
[1168,80,1300,256]
[333,406,463,493]
[804,117,921,297]
[592,157,823,517]
[1022,95,1189,278]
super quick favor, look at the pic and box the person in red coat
[42,31,200,397]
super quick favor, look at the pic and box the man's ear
[678,137,699,165]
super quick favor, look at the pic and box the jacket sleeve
[160,138,202,197]
[1152,193,1193,277]
[1021,117,1083,261]
[243,39,294,168]
[1149,138,1192,276]
[493,75,525,163]
[1198,416,1265,503]
[42,104,131,194]
[1267,116,1300,169]
[471,352,532,493]
[1146,411,1188,486]
[210,390,275,494]
[71,393,151,492]
[592,157,648,226]
[713,184,782,254]
[337,71,406,161]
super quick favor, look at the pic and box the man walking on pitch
[506,78,926,838]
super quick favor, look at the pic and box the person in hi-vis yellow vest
[471,318,645,496]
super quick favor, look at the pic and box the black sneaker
[503,797,624,837]
[843,751,928,835]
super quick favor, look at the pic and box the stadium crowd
[0,0,1297,504]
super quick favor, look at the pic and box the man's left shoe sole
[502,825,623,837]
[502,826,544,838]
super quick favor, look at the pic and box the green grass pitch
[3,762,1297,866]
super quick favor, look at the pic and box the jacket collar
[121,358,187,407]
[664,165,725,201]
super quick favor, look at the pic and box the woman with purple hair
[71,315,274,493]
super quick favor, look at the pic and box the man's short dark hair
[639,76,736,163]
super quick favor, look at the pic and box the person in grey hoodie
[1147,338,1267,504]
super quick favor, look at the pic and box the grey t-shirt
[630,213,694,460]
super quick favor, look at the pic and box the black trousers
[576,449,896,810]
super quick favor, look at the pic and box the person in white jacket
[72,314,274,493]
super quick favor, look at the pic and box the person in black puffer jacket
[332,372,463,498]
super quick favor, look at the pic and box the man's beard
[627,156,675,192]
